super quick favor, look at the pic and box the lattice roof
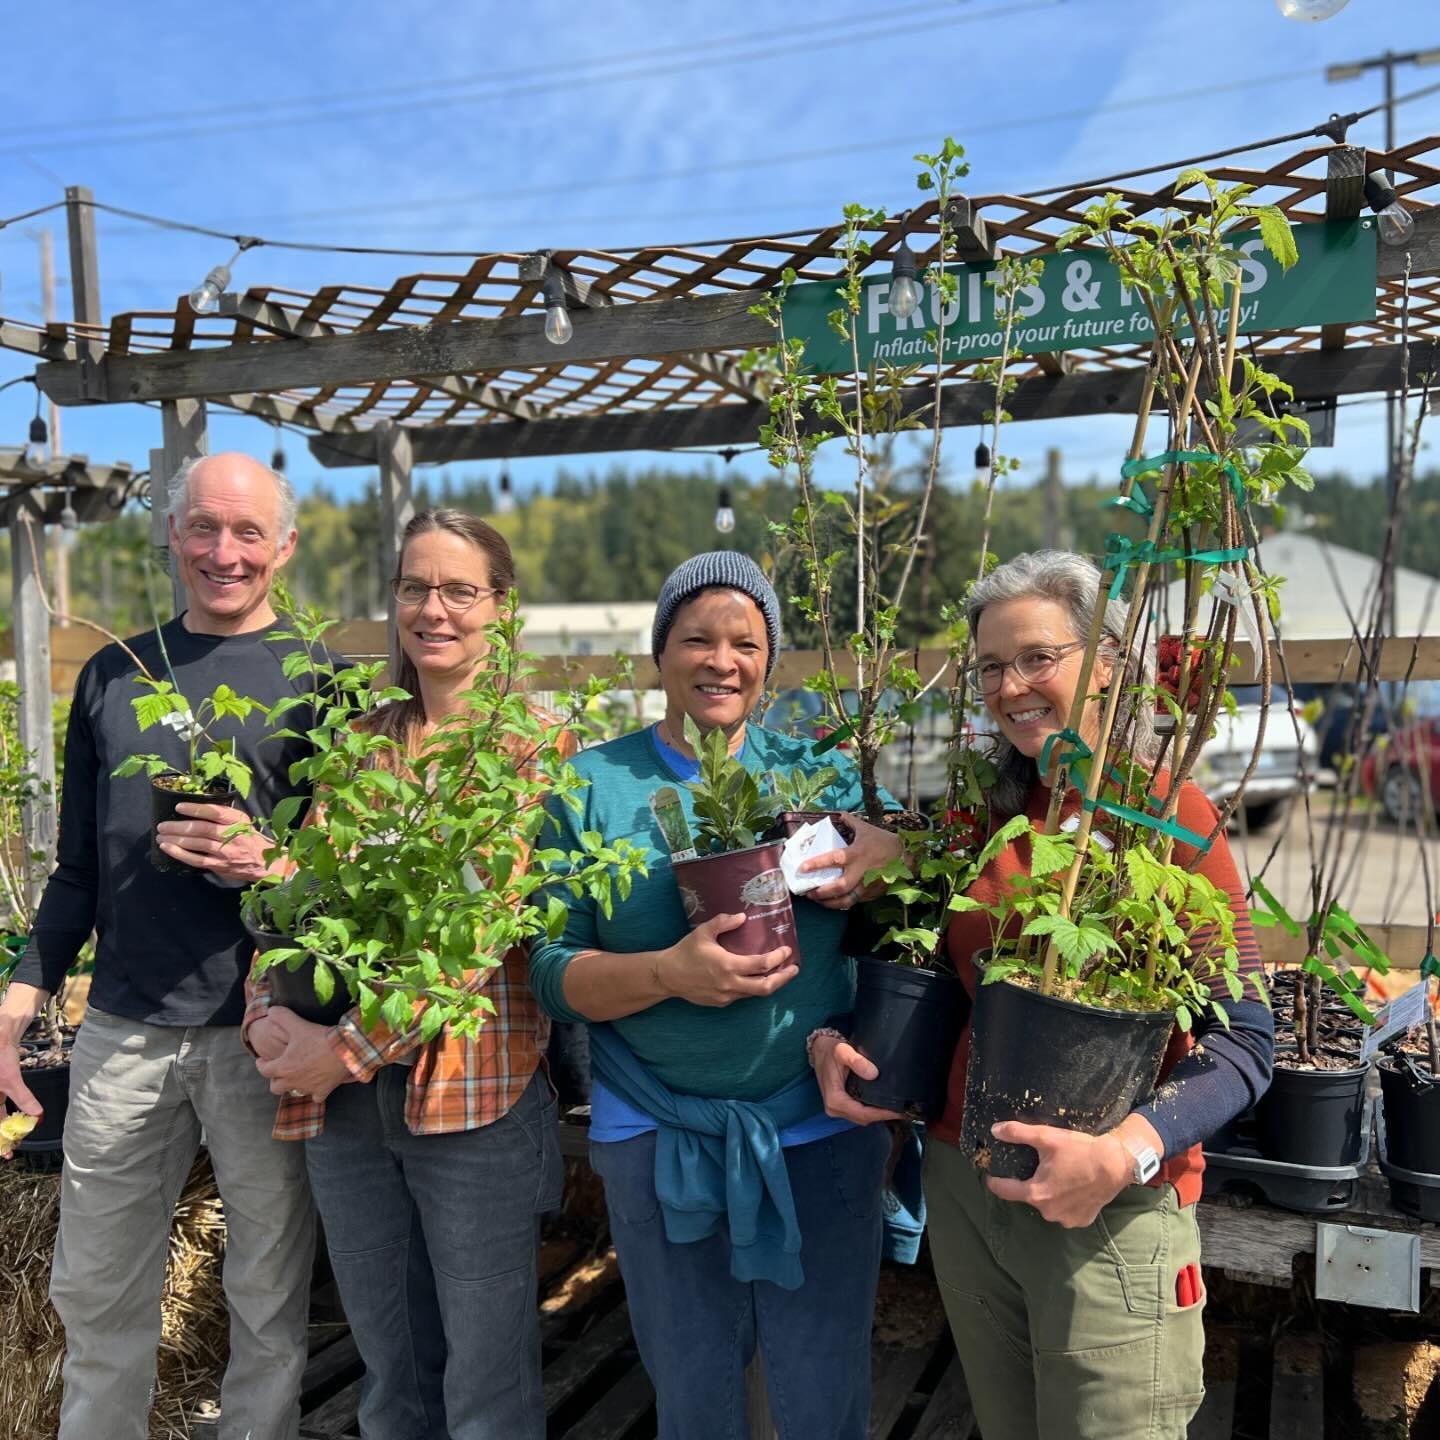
[5,139,1439,438]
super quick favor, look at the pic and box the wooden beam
[36,287,775,407]
[1376,203,1440,279]
[309,339,1438,467]
[9,493,57,901]
[375,420,413,599]
[65,186,101,329]
[1324,147,1367,350]
[945,195,992,261]
[0,319,75,361]
[159,399,208,615]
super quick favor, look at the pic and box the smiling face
[975,596,1114,763]
[393,529,501,686]
[658,588,769,738]
[170,454,296,634]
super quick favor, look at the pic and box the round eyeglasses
[389,578,503,612]
[967,640,1087,695]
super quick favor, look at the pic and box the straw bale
[0,1154,228,1439]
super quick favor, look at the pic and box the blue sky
[1,0,1437,513]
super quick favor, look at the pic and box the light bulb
[189,263,231,314]
[973,441,992,488]
[544,302,573,345]
[714,484,736,534]
[889,237,921,321]
[496,470,516,515]
[1376,200,1415,247]
[23,415,47,469]
[1274,0,1351,16]
[1365,172,1416,248]
[59,503,79,550]
[271,446,286,474]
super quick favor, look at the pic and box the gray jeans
[51,1007,315,1440]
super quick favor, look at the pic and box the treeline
[3,463,1438,642]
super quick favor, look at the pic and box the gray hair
[967,549,1157,816]
[166,454,298,542]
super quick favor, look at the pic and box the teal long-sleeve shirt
[530,725,893,1102]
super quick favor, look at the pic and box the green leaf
[1254,207,1298,272]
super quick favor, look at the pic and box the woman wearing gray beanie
[532,551,904,1439]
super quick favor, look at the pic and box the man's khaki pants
[51,1007,315,1440]
[924,1137,1206,1440]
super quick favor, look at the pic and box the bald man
[1,453,318,1440]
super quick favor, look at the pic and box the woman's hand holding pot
[809,1034,905,1125]
[984,1120,1147,1228]
[799,816,902,911]
[659,913,797,1007]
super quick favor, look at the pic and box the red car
[1361,716,1440,823]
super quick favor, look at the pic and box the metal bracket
[75,344,109,403]
[1315,1223,1421,1311]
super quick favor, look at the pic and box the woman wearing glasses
[810,550,1273,1440]
[243,509,563,1440]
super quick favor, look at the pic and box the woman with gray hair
[811,550,1273,1440]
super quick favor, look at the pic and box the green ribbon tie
[812,721,854,756]
[1120,449,1247,511]
[1422,952,1439,980]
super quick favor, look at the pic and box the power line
[0,1,1060,159]
[0,1,987,143]
[107,66,1320,239]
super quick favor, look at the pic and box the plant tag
[1211,568,1265,680]
[781,817,847,894]
[650,787,697,861]
[159,706,204,742]
[1060,813,1113,851]
[1360,980,1431,1062]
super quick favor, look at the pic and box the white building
[521,601,656,657]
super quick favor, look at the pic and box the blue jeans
[305,1067,563,1440]
[590,1121,889,1440]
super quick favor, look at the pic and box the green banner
[780,219,1377,375]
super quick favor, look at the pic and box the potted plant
[763,761,845,841]
[667,720,795,958]
[1,680,72,1162]
[242,594,646,1033]
[112,677,264,874]
[1377,973,1440,1217]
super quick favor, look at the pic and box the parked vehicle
[1193,685,1319,829]
[1360,715,1440,824]
[1289,681,1389,780]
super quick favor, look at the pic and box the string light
[1274,0,1351,18]
[973,439,992,488]
[1363,171,1416,247]
[23,414,47,470]
[496,467,516,515]
[541,267,573,345]
[270,423,287,473]
[888,234,921,321]
[188,240,255,314]
[714,483,736,534]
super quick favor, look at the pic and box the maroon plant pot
[672,842,798,961]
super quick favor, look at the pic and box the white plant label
[781,817,847,894]
[1361,980,1431,1063]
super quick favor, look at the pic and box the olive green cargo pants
[924,1138,1206,1440]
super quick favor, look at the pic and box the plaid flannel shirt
[242,716,574,1141]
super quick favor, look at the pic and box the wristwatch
[1118,1134,1162,1186]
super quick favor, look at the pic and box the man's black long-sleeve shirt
[14,618,317,1026]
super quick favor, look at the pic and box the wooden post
[9,493,57,905]
[158,399,209,616]
[376,419,414,597]
[64,186,101,329]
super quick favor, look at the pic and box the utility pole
[1328,46,1440,631]
[37,228,71,627]
[1043,447,1064,551]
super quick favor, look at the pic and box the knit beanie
[651,552,782,680]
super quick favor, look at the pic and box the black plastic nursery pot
[14,1052,71,1158]
[248,926,353,1027]
[149,774,243,874]
[959,958,1174,1181]
[672,841,797,960]
[1253,1056,1370,1168]
[765,811,855,844]
[1378,1057,1440,1175]
[845,957,967,1121]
